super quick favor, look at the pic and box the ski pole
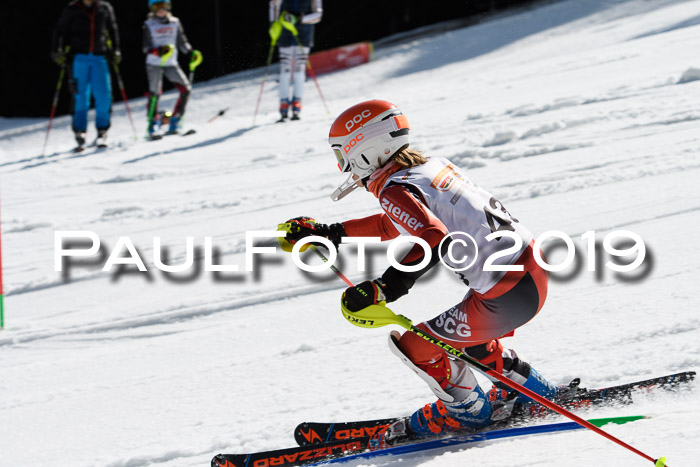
[279,16,330,114]
[275,225,668,465]
[174,50,204,131]
[208,107,229,123]
[111,60,138,141]
[340,301,669,466]
[253,41,277,126]
[301,54,329,114]
[276,222,354,287]
[41,46,70,156]
[188,49,203,86]
[310,246,353,287]
[105,32,137,140]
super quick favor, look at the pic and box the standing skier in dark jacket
[51,0,120,150]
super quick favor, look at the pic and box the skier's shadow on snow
[122,126,257,165]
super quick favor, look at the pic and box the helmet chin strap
[330,174,362,201]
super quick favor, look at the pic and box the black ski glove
[151,45,172,56]
[284,216,345,248]
[342,279,392,312]
[282,12,297,24]
[51,50,67,66]
[109,50,122,65]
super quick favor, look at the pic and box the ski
[149,129,195,139]
[314,416,646,466]
[211,416,644,467]
[294,371,695,446]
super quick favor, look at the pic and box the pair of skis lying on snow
[211,371,695,467]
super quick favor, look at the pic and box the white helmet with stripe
[328,100,410,201]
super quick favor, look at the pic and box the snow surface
[1,0,700,466]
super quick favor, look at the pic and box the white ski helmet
[329,100,410,201]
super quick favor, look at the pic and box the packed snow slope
[1,0,700,466]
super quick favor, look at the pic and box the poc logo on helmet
[345,109,372,131]
[343,133,364,154]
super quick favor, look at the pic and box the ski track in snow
[2,0,700,466]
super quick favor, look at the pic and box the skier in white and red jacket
[143,0,196,137]
[281,100,558,440]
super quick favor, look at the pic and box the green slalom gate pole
[286,236,669,466]
[0,190,4,329]
[279,15,330,114]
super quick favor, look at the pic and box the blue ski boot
[517,366,557,404]
[409,385,493,438]
[147,118,162,140]
[277,99,290,122]
[166,115,181,135]
[291,97,301,120]
[373,384,515,449]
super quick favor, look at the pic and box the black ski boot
[95,129,108,148]
[74,131,87,152]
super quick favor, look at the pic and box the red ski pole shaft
[310,246,353,287]
[253,43,276,126]
[326,258,667,465]
[112,61,137,140]
[41,65,67,156]
[406,325,667,465]
[304,59,329,114]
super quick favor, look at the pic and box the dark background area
[0,0,533,118]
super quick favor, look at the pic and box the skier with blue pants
[52,0,120,149]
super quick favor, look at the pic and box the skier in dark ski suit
[269,0,323,121]
[51,0,120,148]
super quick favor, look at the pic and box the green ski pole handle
[278,14,299,36]
[269,20,282,47]
[276,222,353,287]
[189,49,203,72]
[160,44,175,66]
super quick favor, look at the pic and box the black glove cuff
[325,223,346,247]
[379,268,410,303]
